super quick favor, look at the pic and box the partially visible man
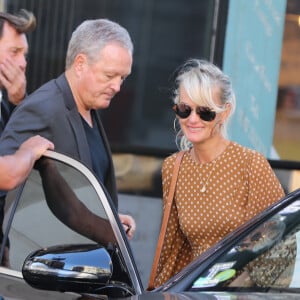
[0,18,136,242]
[0,9,36,267]
[0,9,36,134]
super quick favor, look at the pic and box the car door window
[1,151,141,294]
[191,199,300,291]
[2,155,112,270]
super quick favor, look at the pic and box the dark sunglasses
[173,103,216,121]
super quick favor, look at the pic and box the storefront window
[274,0,300,161]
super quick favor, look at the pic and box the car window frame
[0,150,143,294]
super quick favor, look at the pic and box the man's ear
[74,53,87,74]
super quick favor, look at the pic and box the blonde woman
[151,59,284,287]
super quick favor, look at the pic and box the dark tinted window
[2,156,115,271]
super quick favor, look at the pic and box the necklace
[190,147,220,193]
[199,161,218,193]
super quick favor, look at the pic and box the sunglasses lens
[173,103,191,118]
[173,103,216,121]
[198,107,216,121]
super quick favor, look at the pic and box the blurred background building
[274,0,300,160]
[1,0,299,186]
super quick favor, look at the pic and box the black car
[1,150,300,299]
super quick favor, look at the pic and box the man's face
[75,43,132,111]
[0,21,28,72]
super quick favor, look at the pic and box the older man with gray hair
[0,18,136,261]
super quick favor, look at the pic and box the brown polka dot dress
[153,141,285,287]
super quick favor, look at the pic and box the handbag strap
[148,151,185,290]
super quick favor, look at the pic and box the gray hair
[173,59,236,150]
[65,19,133,69]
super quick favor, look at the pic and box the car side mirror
[22,244,112,294]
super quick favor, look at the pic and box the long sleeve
[245,151,285,220]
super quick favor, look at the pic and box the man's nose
[111,78,122,93]
[18,54,27,71]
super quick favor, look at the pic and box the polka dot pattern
[153,141,285,287]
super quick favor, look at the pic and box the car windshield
[190,194,300,291]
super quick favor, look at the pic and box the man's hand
[19,135,55,161]
[119,213,136,240]
[0,58,26,105]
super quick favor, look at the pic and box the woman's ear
[221,102,231,123]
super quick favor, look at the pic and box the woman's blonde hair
[172,59,236,150]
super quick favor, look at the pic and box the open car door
[0,150,143,298]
